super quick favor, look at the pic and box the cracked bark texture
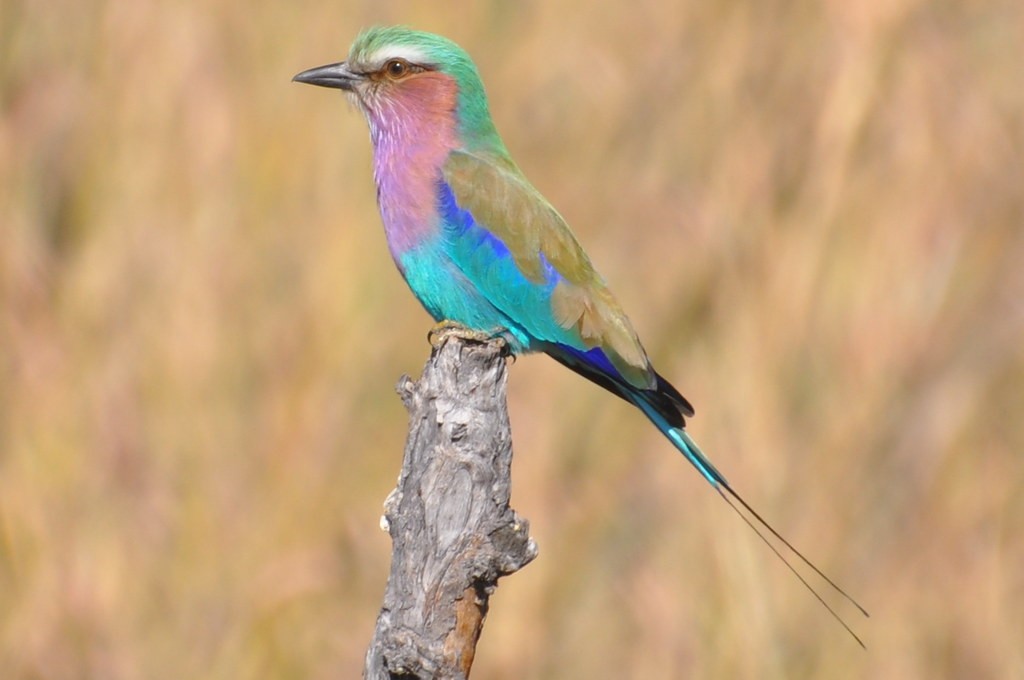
[364,335,538,680]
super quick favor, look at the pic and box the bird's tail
[653,408,728,488]
[631,396,869,648]
[544,343,868,644]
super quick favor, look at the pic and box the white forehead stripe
[367,45,431,67]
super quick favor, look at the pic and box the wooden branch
[364,334,538,680]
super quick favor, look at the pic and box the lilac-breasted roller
[294,26,867,644]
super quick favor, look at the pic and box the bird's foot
[427,320,509,353]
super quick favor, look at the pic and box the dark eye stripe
[381,59,433,75]
[352,58,435,80]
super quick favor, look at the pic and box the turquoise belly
[398,245,534,353]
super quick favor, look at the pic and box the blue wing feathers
[436,180,587,349]
[439,182,515,264]
[437,179,715,483]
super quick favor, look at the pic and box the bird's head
[294,26,504,154]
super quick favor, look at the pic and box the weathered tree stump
[364,334,538,680]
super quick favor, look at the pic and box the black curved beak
[292,61,362,91]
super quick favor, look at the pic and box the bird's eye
[385,59,409,79]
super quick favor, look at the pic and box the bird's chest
[370,153,470,317]
[372,160,440,260]
[368,110,453,264]
[367,119,524,344]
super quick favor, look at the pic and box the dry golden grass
[2,1,1022,678]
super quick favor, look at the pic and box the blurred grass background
[2,0,1022,678]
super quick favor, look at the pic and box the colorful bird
[294,26,867,645]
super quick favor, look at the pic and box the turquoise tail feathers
[634,396,727,487]
[633,392,870,647]
[543,342,867,645]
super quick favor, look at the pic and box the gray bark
[364,334,538,680]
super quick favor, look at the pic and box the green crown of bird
[294,25,868,645]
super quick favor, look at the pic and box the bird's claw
[427,320,508,352]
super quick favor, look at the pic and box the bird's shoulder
[441,149,591,284]
[441,149,655,388]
